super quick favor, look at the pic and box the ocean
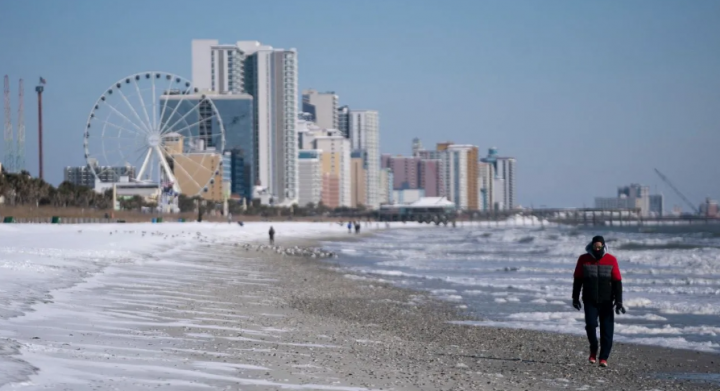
[321,221,720,353]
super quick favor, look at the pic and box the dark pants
[584,301,615,360]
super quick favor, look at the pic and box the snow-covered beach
[0,222,376,390]
[0,222,718,390]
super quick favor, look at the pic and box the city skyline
[1,0,718,209]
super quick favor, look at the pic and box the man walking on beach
[268,226,275,245]
[572,235,625,367]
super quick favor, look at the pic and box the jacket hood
[586,242,609,260]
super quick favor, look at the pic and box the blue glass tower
[160,93,255,200]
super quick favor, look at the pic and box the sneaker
[588,351,597,364]
[599,359,608,367]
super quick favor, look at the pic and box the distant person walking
[354,222,361,234]
[347,221,352,233]
[268,226,275,245]
[572,235,625,367]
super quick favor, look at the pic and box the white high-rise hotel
[191,40,298,205]
[349,110,380,209]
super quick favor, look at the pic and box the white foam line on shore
[164,348,236,357]
[175,310,251,319]
[0,222,408,389]
[192,361,269,371]
[23,353,374,390]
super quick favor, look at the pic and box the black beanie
[592,235,605,245]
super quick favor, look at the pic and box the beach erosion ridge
[0,221,718,391]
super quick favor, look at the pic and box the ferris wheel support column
[136,147,153,181]
[155,146,180,193]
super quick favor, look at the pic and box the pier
[349,207,720,227]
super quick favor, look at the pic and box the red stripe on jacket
[573,253,622,281]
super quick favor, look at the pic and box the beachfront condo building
[191,39,298,205]
[433,143,479,210]
[481,147,516,210]
[382,155,421,190]
[298,121,351,208]
[379,167,394,205]
[478,161,494,211]
[381,154,444,198]
[313,135,351,209]
[302,90,339,130]
[298,150,322,207]
[337,105,350,139]
[350,150,367,208]
[349,110,380,209]
[419,159,443,198]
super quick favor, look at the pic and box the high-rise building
[302,90,338,130]
[441,144,478,210]
[228,148,252,200]
[431,143,479,210]
[618,184,649,215]
[478,161,494,211]
[159,93,255,200]
[419,159,443,197]
[191,39,298,205]
[209,95,254,199]
[595,183,660,217]
[350,150,367,208]
[379,167,393,205]
[313,135,351,208]
[417,149,449,199]
[380,154,443,198]
[481,148,516,210]
[349,110,380,209]
[221,152,232,201]
[337,105,350,139]
[298,121,352,209]
[191,40,244,94]
[298,150,322,207]
[382,155,421,190]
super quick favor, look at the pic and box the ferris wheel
[83,72,225,196]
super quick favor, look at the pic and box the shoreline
[270,235,720,390]
[1,225,718,390]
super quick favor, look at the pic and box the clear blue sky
[1,0,718,208]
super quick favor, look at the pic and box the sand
[4,233,719,390]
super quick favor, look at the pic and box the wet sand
[259,241,720,391]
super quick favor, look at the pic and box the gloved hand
[572,299,582,311]
[615,302,626,315]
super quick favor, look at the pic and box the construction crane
[654,168,699,214]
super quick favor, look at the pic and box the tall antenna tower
[16,79,25,172]
[3,75,14,173]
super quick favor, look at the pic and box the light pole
[35,80,44,180]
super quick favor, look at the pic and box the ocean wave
[325,225,720,353]
[617,242,715,250]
